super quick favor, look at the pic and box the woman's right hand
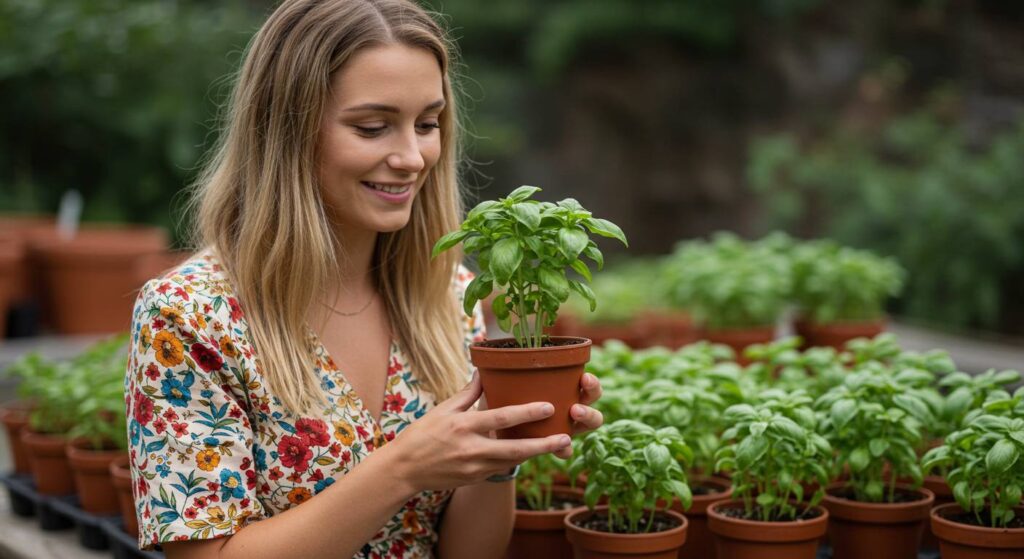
[384,372,570,492]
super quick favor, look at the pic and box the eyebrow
[343,99,446,113]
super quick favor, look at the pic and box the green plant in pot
[64,334,131,514]
[664,233,790,360]
[564,420,692,558]
[509,454,583,559]
[922,395,1024,558]
[560,259,658,348]
[815,364,937,559]
[432,186,627,438]
[706,390,832,559]
[790,241,904,350]
[8,352,80,495]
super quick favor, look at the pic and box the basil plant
[922,401,1024,528]
[568,420,693,533]
[516,453,570,512]
[432,186,627,348]
[714,390,833,521]
[815,364,935,502]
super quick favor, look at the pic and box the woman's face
[318,43,445,236]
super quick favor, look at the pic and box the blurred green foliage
[0,0,258,235]
[749,99,1024,331]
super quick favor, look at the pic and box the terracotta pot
[20,428,75,495]
[134,250,193,285]
[920,475,954,551]
[470,337,591,439]
[0,401,33,474]
[672,476,732,559]
[706,500,828,559]
[0,231,27,338]
[0,215,56,303]
[66,438,126,514]
[33,225,168,334]
[700,326,776,365]
[553,313,645,348]
[565,506,688,558]
[794,318,886,351]
[636,311,697,349]
[508,485,586,559]
[822,483,934,559]
[930,503,1024,558]
[110,455,139,537]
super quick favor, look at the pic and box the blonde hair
[190,0,467,414]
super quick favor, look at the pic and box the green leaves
[431,185,627,348]
[986,439,1019,475]
[830,399,857,429]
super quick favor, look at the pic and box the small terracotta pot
[930,503,1024,558]
[32,225,168,334]
[110,455,139,537]
[565,506,688,558]
[0,231,27,338]
[66,438,126,514]
[508,486,586,559]
[700,326,776,365]
[20,428,75,495]
[0,215,56,304]
[920,475,955,551]
[672,476,732,559]
[822,483,934,559]
[706,500,828,559]
[0,401,33,474]
[794,318,886,351]
[637,311,697,350]
[470,337,591,439]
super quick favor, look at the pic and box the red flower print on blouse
[295,418,330,447]
[278,435,312,471]
[227,297,243,322]
[145,363,160,381]
[384,394,407,414]
[133,389,154,424]
[189,342,224,372]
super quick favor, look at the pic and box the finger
[472,401,554,433]
[484,433,571,462]
[579,373,603,406]
[443,371,483,412]
[552,442,574,460]
[570,405,604,436]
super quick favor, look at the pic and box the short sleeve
[125,279,264,550]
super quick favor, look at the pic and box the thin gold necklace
[321,294,375,317]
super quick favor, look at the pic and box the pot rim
[930,503,1024,549]
[564,505,688,539]
[515,485,586,516]
[707,499,829,531]
[471,336,591,352]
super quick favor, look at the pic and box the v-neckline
[308,327,397,428]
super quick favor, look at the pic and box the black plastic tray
[99,516,165,559]
[47,493,119,550]
[0,472,37,518]
[0,472,74,530]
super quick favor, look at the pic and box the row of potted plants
[504,335,1022,558]
[550,233,904,357]
[0,214,182,336]
[0,335,140,540]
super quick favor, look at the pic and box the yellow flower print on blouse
[153,330,185,367]
[219,335,239,359]
[333,420,356,445]
[139,324,152,350]
[196,449,221,472]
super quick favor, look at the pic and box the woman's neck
[329,224,378,306]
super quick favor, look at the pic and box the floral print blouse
[125,251,485,557]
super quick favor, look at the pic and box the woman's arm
[164,374,570,559]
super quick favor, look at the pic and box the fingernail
[541,403,555,415]
[559,435,571,447]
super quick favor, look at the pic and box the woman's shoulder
[139,249,237,305]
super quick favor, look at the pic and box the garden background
[2,0,1023,339]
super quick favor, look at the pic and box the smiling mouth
[362,181,412,194]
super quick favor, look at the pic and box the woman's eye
[354,125,386,136]
[417,122,441,133]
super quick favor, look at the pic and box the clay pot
[672,476,732,559]
[552,313,645,348]
[700,326,776,365]
[794,318,886,351]
[110,455,139,537]
[33,225,168,334]
[920,475,954,551]
[0,231,27,338]
[0,215,56,303]
[637,311,697,350]
[508,486,586,559]
[66,438,126,514]
[565,506,688,559]
[20,428,75,495]
[930,503,1024,558]
[706,500,828,559]
[822,483,934,559]
[0,401,33,473]
[470,337,591,439]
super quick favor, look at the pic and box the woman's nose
[386,129,425,173]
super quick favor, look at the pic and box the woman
[125,1,604,558]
